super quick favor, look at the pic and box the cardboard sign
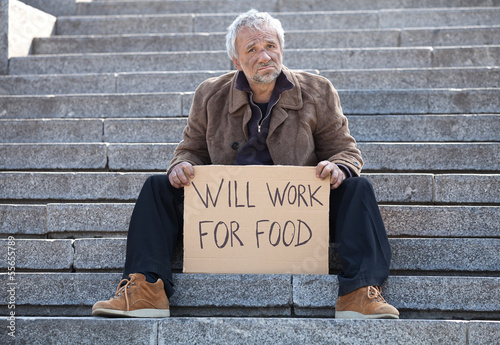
[183,165,330,275]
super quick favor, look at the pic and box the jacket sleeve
[167,81,213,173]
[313,79,363,176]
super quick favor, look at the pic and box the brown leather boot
[335,286,399,319]
[92,273,170,318]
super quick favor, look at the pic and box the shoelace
[367,286,387,304]
[114,276,137,311]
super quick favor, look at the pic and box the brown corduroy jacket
[168,66,363,176]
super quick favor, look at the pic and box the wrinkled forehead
[235,24,280,48]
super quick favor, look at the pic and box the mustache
[256,62,276,69]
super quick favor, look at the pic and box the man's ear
[232,57,242,71]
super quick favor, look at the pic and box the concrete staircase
[1,0,499,343]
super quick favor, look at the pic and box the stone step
[1,273,499,319]
[9,46,500,75]
[56,8,500,35]
[0,172,498,204]
[2,204,499,238]
[32,26,500,54]
[2,237,498,273]
[2,67,500,95]
[3,142,497,171]
[1,88,498,119]
[75,0,500,15]
[1,317,499,345]
[2,114,498,143]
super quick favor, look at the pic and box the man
[92,9,399,320]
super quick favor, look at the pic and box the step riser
[78,0,500,15]
[2,238,498,272]
[2,204,499,238]
[1,274,499,316]
[32,27,500,54]
[3,115,499,143]
[3,68,500,95]
[1,89,498,119]
[9,46,500,75]
[1,143,498,172]
[2,318,499,345]
[0,172,498,204]
[56,9,500,35]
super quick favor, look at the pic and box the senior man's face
[232,25,283,86]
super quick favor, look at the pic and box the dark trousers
[123,174,391,298]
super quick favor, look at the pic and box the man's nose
[257,49,271,62]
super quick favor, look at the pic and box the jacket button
[231,142,239,150]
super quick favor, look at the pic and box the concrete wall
[8,0,56,58]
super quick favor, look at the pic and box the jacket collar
[228,66,303,114]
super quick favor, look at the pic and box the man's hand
[169,162,195,188]
[316,160,346,190]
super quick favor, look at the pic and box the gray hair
[225,9,285,60]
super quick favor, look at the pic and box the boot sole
[335,310,399,319]
[92,308,170,318]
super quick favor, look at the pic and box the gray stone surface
[0,74,116,95]
[171,274,292,309]
[380,205,500,238]
[6,203,496,238]
[2,273,497,317]
[287,29,400,49]
[401,26,500,47]
[378,7,500,28]
[284,47,433,70]
[359,143,500,171]
[0,273,291,311]
[158,318,467,345]
[74,238,126,270]
[469,321,500,345]
[0,204,45,236]
[0,317,157,345]
[0,93,182,118]
[116,71,226,93]
[323,67,500,90]
[108,143,177,170]
[0,143,107,169]
[364,174,434,203]
[33,32,212,54]
[77,0,279,16]
[56,14,195,36]
[389,238,500,272]
[37,234,500,273]
[104,118,186,143]
[347,114,500,142]
[339,88,500,115]
[435,174,500,204]
[0,119,103,143]
[0,239,73,270]
[76,0,500,15]
[0,0,7,75]
[0,172,150,200]
[293,275,500,312]
[19,0,76,16]
[3,317,489,345]
[9,46,498,75]
[0,172,437,202]
[47,203,133,234]
[9,51,230,75]
[54,8,500,36]
[434,45,500,68]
